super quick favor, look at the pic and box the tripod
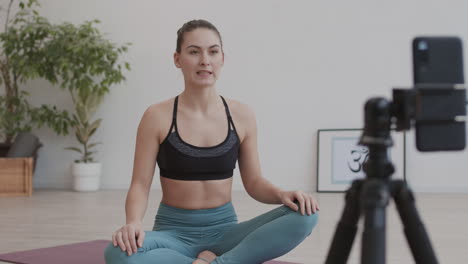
[324,97,439,264]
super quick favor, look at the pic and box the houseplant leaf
[64,147,83,154]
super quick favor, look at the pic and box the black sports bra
[156,95,240,181]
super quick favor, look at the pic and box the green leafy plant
[51,20,131,163]
[65,91,104,163]
[1,0,131,163]
[0,0,74,144]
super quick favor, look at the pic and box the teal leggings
[104,200,318,264]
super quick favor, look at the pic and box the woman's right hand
[112,223,145,256]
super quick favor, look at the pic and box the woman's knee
[287,209,319,236]
[304,212,319,235]
[104,242,133,264]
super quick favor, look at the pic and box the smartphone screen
[412,37,466,151]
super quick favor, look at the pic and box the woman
[104,19,319,264]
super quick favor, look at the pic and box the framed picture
[316,128,406,192]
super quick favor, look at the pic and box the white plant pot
[71,162,102,192]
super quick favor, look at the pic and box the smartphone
[412,36,466,151]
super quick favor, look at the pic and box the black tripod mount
[324,94,439,264]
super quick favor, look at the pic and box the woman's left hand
[279,190,320,215]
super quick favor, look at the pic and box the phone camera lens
[418,41,428,51]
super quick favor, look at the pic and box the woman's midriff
[160,176,233,210]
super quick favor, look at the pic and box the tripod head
[358,97,395,181]
[356,84,466,181]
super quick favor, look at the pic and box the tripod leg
[360,179,389,264]
[391,180,439,264]
[325,180,363,264]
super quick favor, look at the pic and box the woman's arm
[237,103,319,215]
[112,105,162,256]
[125,105,161,225]
[237,104,283,204]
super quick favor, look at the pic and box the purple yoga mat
[0,240,300,264]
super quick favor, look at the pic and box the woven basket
[0,157,34,197]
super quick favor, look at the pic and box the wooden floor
[1,189,467,263]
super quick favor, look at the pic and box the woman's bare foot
[192,259,209,264]
[192,250,217,264]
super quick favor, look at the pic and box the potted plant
[1,0,130,191]
[66,90,104,191]
[0,0,75,156]
[49,19,130,191]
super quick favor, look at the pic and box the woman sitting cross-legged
[104,19,319,264]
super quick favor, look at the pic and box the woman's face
[174,28,224,88]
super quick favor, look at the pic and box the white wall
[14,0,468,192]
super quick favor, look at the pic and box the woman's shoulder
[222,97,257,144]
[223,96,255,122]
[139,97,175,136]
[144,97,176,118]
